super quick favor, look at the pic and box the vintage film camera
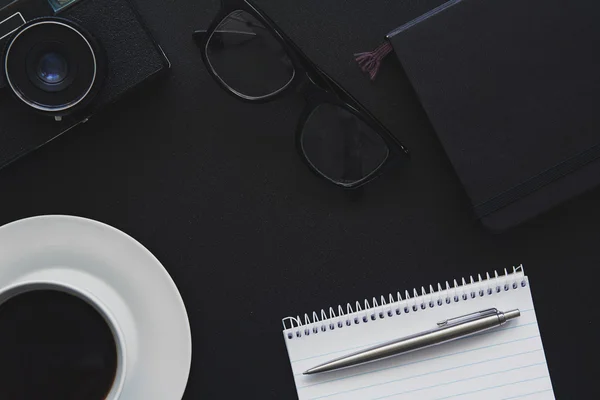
[0,0,169,168]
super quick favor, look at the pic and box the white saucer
[0,215,192,400]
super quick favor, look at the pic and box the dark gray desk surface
[0,0,596,398]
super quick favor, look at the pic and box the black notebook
[389,0,600,230]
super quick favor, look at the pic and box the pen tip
[304,364,330,375]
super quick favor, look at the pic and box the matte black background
[0,0,596,398]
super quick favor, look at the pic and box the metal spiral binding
[282,265,526,339]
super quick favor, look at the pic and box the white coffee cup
[0,280,128,400]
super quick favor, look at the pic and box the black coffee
[0,290,118,400]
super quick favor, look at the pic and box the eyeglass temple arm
[285,38,408,155]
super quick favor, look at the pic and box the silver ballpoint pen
[303,308,520,375]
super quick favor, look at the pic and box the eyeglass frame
[193,0,409,188]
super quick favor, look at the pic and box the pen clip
[437,308,499,327]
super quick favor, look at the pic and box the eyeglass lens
[205,10,295,99]
[301,104,389,186]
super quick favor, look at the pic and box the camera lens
[3,17,106,117]
[37,52,69,84]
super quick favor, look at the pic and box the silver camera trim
[0,12,25,41]
[4,19,97,113]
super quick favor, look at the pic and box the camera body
[0,0,169,169]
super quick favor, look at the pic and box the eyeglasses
[193,0,409,188]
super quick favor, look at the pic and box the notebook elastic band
[474,141,600,218]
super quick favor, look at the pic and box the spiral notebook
[282,266,555,400]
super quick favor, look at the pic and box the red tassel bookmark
[354,41,393,80]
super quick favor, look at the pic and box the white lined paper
[283,270,554,400]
